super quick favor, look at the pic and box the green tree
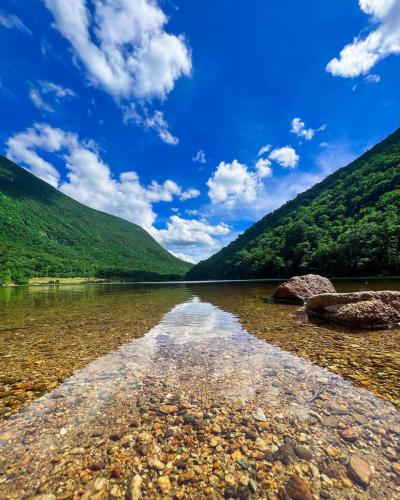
[0,268,12,286]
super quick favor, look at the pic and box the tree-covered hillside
[0,157,191,284]
[188,128,400,280]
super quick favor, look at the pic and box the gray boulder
[272,274,336,304]
[306,291,400,329]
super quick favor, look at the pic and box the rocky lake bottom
[0,280,399,499]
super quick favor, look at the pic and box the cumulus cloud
[209,141,362,227]
[43,0,191,101]
[6,123,197,229]
[291,118,314,140]
[156,216,230,263]
[268,146,299,168]
[146,180,199,202]
[255,158,272,179]
[157,216,229,248]
[326,0,400,78]
[6,123,225,263]
[6,124,66,187]
[29,81,76,112]
[193,150,207,164]
[0,11,31,34]
[290,118,327,141]
[207,160,262,206]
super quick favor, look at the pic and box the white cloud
[0,11,31,34]
[364,73,381,83]
[268,146,299,168]
[29,89,54,113]
[6,123,197,230]
[257,144,271,157]
[261,142,358,214]
[207,160,260,206]
[123,105,179,145]
[29,81,76,112]
[6,123,222,263]
[146,180,199,202]
[207,157,275,207]
[185,209,199,216]
[179,188,201,201]
[155,216,231,263]
[290,118,326,141]
[255,158,272,179]
[43,0,191,101]
[157,215,229,248]
[326,0,400,78]
[6,124,66,187]
[144,110,179,145]
[208,141,362,226]
[291,117,314,140]
[193,150,207,164]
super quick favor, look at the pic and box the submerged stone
[347,456,372,487]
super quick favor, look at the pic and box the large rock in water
[306,291,400,329]
[272,274,336,303]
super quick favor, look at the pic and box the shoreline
[1,275,400,289]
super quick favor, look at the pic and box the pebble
[157,476,171,492]
[81,477,108,500]
[159,404,178,415]
[238,458,250,469]
[225,474,236,487]
[321,474,333,486]
[149,458,165,471]
[339,428,359,443]
[284,474,312,500]
[322,416,340,428]
[392,463,400,476]
[238,473,249,486]
[309,464,319,478]
[325,446,337,458]
[255,437,269,452]
[294,445,313,461]
[110,465,124,478]
[128,474,142,500]
[231,450,242,461]
[347,456,372,487]
[252,408,267,422]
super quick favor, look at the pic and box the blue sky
[1,0,400,262]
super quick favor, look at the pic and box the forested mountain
[0,157,191,284]
[188,128,400,280]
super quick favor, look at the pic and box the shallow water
[0,280,399,498]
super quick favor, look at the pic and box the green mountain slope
[188,128,400,280]
[0,157,191,283]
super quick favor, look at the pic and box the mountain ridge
[0,156,191,284]
[188,128,400,280]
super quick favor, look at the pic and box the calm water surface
[0,280,399,498]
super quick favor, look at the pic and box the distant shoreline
[1,275,400,289]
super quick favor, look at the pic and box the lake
[0,280,399,498]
